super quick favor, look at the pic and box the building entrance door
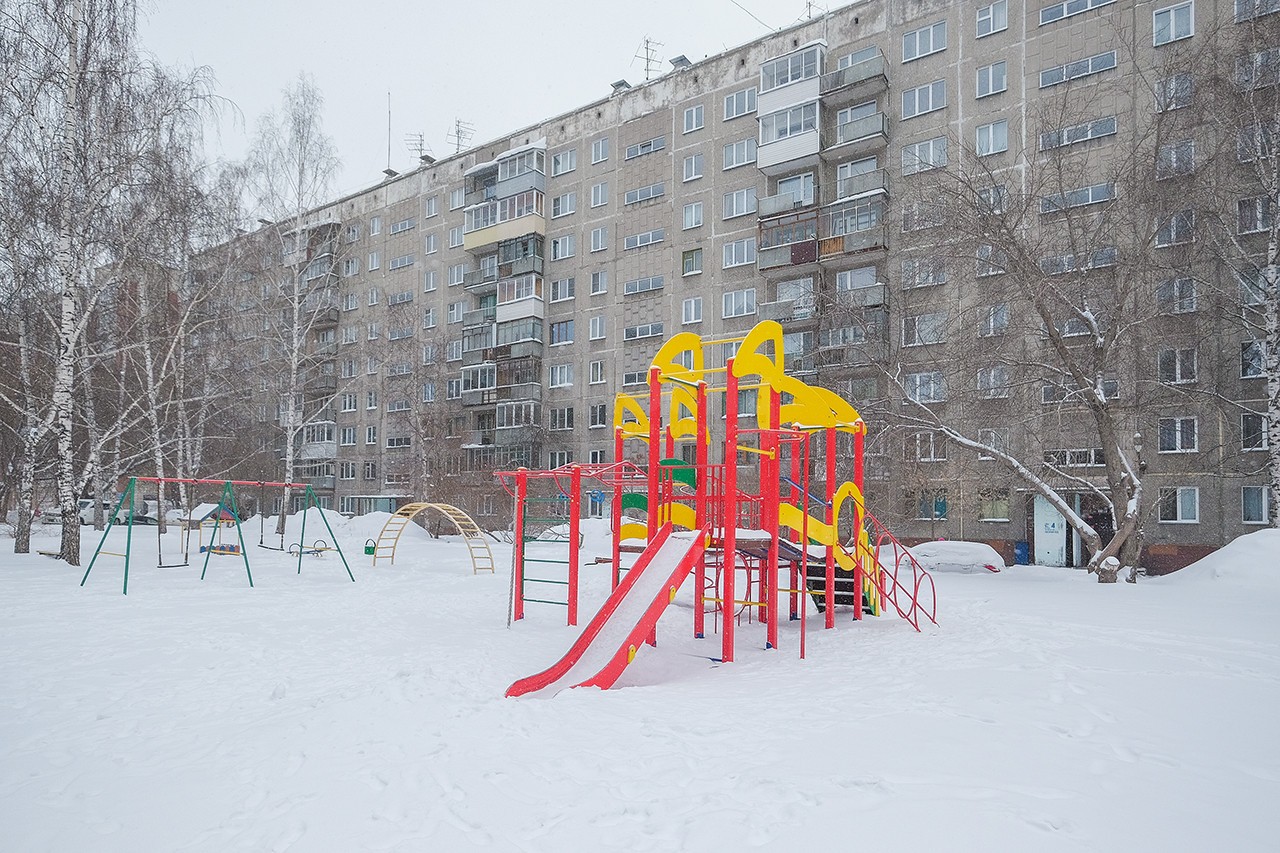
[1033,495,1067,566]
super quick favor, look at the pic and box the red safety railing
[846,507,937,632]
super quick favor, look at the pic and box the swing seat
[202,544,242,555]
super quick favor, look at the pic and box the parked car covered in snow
[908,540,1006,573]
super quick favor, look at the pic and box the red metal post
[568,464,581,627]
[790,429,801,621]
[853,423,866,622]
[825,427,836,630]
[665,425,674,459]
[694,381,708,639]
[723,360,738,664]
[765,388,781,650]
[612,427,624,589]
[513,469,527,621]
[647,367,661,540]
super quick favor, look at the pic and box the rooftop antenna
[405,133,431,160]
[804,0,828,19]
[446,118,475,155]
[385,92,392,172]
[634,36,664,81]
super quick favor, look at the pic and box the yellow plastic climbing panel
[371,502,496,574]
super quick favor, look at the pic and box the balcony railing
[759,299,818,324]
[836,169,888,200]
[820,55,888,102]
[828,113,889,151]
[462,306,497,327]
[464,268,498,288]
[757,239,818,272]
[818,226,889,259]
[312,307,340,327]
[759,189,817,218]
[308,475,336,490]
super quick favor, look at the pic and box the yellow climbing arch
[370,503,496,574]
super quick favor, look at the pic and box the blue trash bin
[1014,540,1030,565]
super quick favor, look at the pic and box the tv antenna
[634,36,664,80]
[404,133,431,159]
[446,119,475,154]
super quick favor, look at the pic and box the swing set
[80,476,355,595]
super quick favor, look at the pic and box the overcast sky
[139,0,817,198]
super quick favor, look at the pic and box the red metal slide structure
[506,523,708,698]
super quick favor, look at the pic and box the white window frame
[1242,485,1272,524]
[1158,416,1199,453]
[683,104,705,133]
[724,86,757,121]
[901,80,946,120]
[1154,2,1194,46]
[722,288,757,319]
[590,181,608,208]
[977,1,1008,37]
[550,149,577,176]
[591,137,610,163]
[683,296,703,324]
[589,315,606,340]
[902,21,947,62]
[724,138,758,170]
[976,61,1007,98]
[976,120,1008,156]
[683,153,704,182]
[683,202,704,230]
[1157,486,1199,523]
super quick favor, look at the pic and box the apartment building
[228,0,1278,571]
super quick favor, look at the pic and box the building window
[978,428,1009,459]
[724,138,758,169]
[339,427,356,446]
[589,404,608,428]
[1040,116,1117,150]
[624,182,665,205]
[370,216,382,235]
[979,489,1011,521]
[551,235,576,260]
[902,137,947,175]
[449,226,464,248]
[1243,412,1269,450]
[623,229,664,250]
[761,45,821,91]
[339,462,356,480]
[421,381,435,403]
[916,489,949,520]
[901,256,946,288]
[976,61,1007,98]
[363,461,377,481]
[683,296,703,324]
[447,378,462,399]
[1154,2,1194,45]
[447,339,462,361]
[390,216,416,235]
[978,185,1009,214]
[1158,416,1199,452]
[1243,486,1272,524]
[977,365,1011,398]
[1156,278,1197,314]
[976,120,1008,155]
[683,154,704,182]
[683,202,703,229]
[977,1,1008,37]
[549,319,574,346]
[624,322,664,340]
[449,188,465,210]
[1157,140,1196,179]
[1238,197,1274,234]
[906,371,946,403]
[902,312,946,346]
[1040,182,1116,213]
[591,181,608,207]
[1039,51,1117,88]
[589,227,608,252]
[1242,341,1265,378]
[389,254,414,271]
[682,248,703,276]
[423,270,437,292]
[386,435,412,449]
[448,263,466,287]
[549,364,573,387]
[549,406,574,431]
[723,288,756,319]
[365,425,378,445]
[591,137,610,163]
[1040,0,1115,26]
[423,196,438,218]
[914,431,947,462]
[551,149,577,176]
[367,322,381,340]
[1156,73,1194,111]
[589,360,606,384]
[724,86,757,120]
[589,315,606,340]
[902,81,946,119]
[760,102,818,145]
[342,257,359,276]
[1156,210,1195,246]
[902,20,947,62]
[683,104,704,133]
[978,303,1009,337]
[1237,123,1275,162]
[976,245,1006,277]
[1158,486,1199,523]
[551,192,577,218]
[590,271,608,295]
[550,277,575,302]
[368,252,381,272]
[723,237,757,268]
[624,136,665,160]
[723,187,757,219]
[423,233,437,254]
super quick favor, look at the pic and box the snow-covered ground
[2,517,1277,852]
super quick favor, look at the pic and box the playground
[3,319,1278,849]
